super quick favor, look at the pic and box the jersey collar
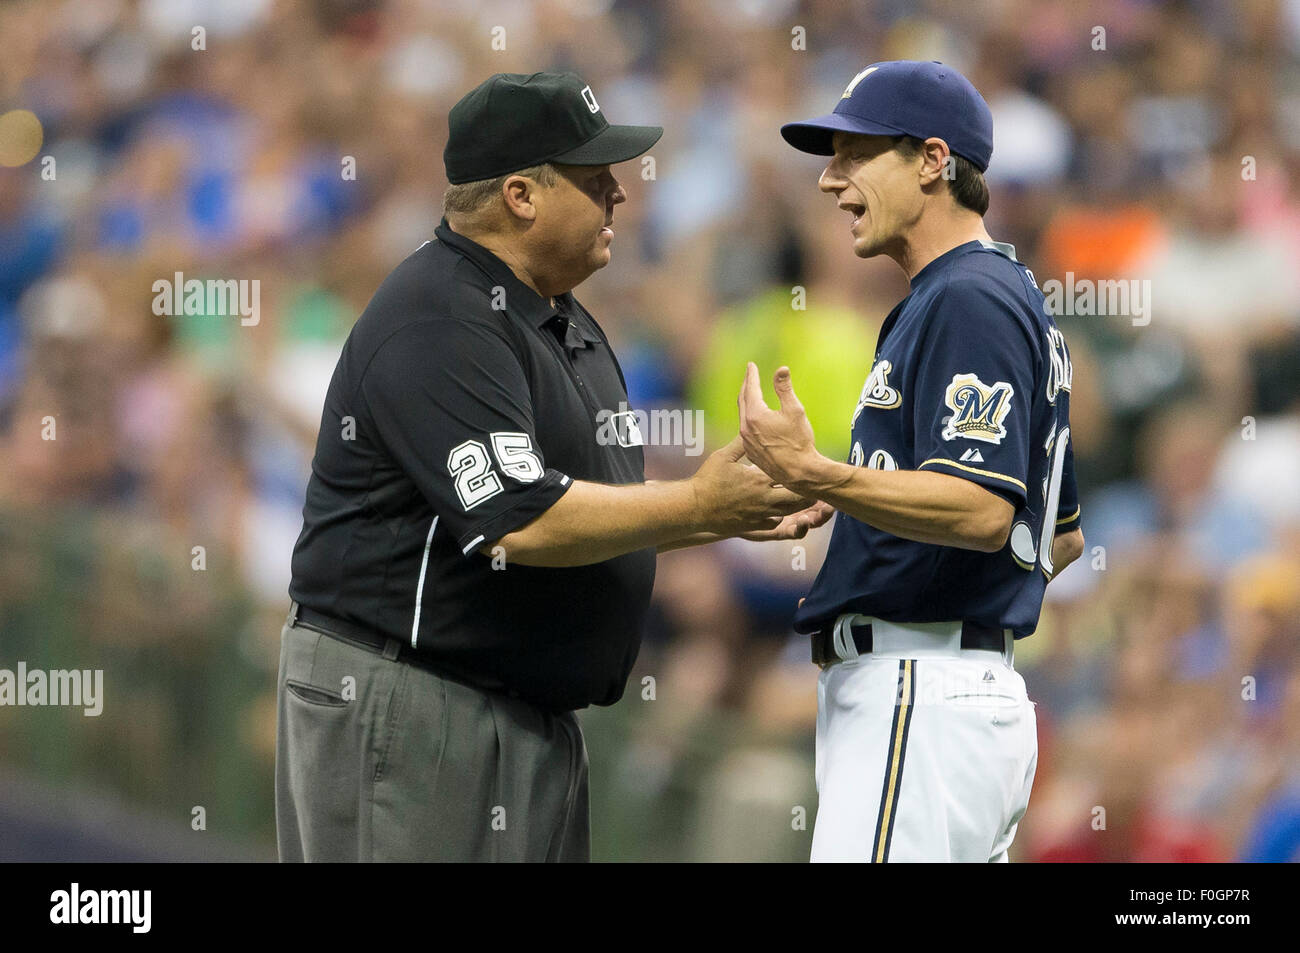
[978,238,1018,260]
[434,218,564,328]
[909,237,1017,288]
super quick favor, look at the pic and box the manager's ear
[501,173,540,222]
[918,137,951,188]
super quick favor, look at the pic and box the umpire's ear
[500,173,541,222]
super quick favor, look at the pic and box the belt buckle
[830,615,856,665]
[822,613,867,667]
[813,628,838,669]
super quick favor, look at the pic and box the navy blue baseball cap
[781,60,993,172]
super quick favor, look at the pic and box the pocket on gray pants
[275,625,403,862]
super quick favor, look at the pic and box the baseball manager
[275,71,822,862]
[740,60,1085,862]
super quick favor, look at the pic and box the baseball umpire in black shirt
[275,71,830,862]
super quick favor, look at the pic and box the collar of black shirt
[551,295,603,354]
[434,218,602,348]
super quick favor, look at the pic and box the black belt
[811,618,1006,667]
[294,603,403,656]
[288,602,522,700]
[291,602,444,672]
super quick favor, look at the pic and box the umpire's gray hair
[442,163,560,218]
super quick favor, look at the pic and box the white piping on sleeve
[411,516,438,648]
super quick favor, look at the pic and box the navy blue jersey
[794,239,1080,639]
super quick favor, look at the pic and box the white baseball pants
[810,618,1038,863]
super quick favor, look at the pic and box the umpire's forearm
[486,479,705,566]
[656,531,726,553]
[792,459,1012,553]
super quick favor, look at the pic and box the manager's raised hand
[738,362,825,492]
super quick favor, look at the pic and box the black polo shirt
[289,219,655,712]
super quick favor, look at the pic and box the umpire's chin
[565,223,618,289]
[590,224,615,269]
[557,227,614,290]
[576,214,619,275]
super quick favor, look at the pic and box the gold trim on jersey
[917,458,1028,493]
[1055,505,1081,526]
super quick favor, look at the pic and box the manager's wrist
[785,452,844,499]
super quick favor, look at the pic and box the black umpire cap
[444,71,663,184]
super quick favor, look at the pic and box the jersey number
[851,442,897,470]
[1037,426,1070,576]
[448,433,543,511]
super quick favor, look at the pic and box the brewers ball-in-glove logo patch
[851,359,902,424]
[941,373,1014,444]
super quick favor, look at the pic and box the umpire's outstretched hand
[690,434,814,537]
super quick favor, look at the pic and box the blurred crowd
[1,0,1298,861]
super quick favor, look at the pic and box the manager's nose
[819,165,846,194]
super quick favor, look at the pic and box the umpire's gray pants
[275,616,590,862]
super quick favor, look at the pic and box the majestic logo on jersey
[1045,326,1073,404]
[941,373,1015,444]
[851,359,901,424]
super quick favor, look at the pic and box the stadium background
[1,0,1298,862]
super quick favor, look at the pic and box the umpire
[275,72,815,862]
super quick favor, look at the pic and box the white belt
[831,613,1014,666]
